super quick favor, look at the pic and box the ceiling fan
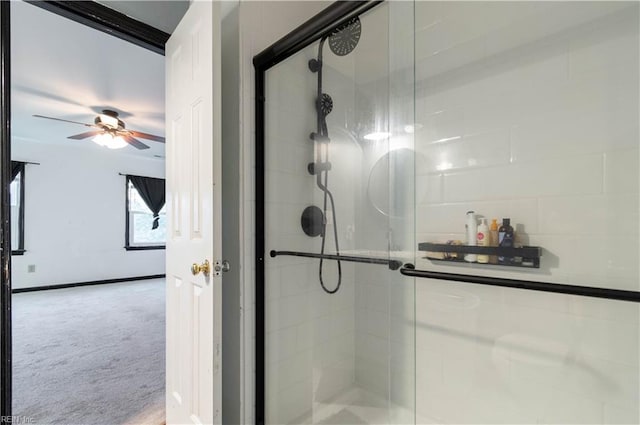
[32,109,165,150]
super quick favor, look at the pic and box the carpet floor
[12,279,166,425]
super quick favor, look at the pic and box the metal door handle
[191,259,211,276]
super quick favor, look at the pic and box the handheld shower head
[328,17,361,56]
[319,93,333,117]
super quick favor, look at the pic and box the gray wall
[221,4,242,424]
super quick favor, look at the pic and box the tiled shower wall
[413,2,639,424]
[345,3,418,415]
[264,45,363,423]
[247,2,639,424]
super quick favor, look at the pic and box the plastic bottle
[465,211,477,263]
[498,218,514,264]
[489,219,499,264]
[477,218,489,263]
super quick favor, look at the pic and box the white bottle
[477,218,489,263]
[465,211,477,262]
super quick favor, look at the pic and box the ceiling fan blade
[123,135,150,150]
[129,130,165,143]
[33,115,95,127]
[68,130,102,140]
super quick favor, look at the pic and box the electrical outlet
[27,265,35,273]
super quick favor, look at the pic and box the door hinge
[213,342,221,374]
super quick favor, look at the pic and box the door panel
[166,2,221,424]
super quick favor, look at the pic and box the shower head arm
[318,35,327,60]
[315,38,327,134]
[307,35,327,73]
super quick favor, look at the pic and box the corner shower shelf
[419,242,542,269]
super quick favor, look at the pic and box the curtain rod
[14,161,39,166]
[118,173,164,179]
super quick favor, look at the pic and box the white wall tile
[603,402,640,425]
[572,316,639,367]
[604,149,639,194]
[355,355,390,399]
[562,235,639,290]
[415,173,443,205]
[568,295,638,323]
[569,20,639,77]
[279,264,312,297]
[266,326,298,364]
[274,379,313,424]
[416,35,487,82]
[442,154,604,202]
[418,108,465,144]
[510,104,638,164]
[557,354,639,406]
[417,128,510,173]
[539,389,604,424]
[538,194,639,236]
[417,198,539,235]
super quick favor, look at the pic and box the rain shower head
[308,16,362,73]
[328,17,361,56]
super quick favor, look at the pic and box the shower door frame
[253,2,383,424]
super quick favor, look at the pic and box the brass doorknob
[191,259,210,276]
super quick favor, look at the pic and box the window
[125,176,166,250]
[10,162,25,255]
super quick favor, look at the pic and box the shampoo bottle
[465,211,477,263]
[498,218,514,264]
[489,219,499,264]
[477,218,489,263]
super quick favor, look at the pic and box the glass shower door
[262,2,416,424]
[411,2,640,424]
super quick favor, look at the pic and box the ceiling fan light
[92,133,127,149]
[100,114,119,128]
[93,132,112,146]
[106,135,128,150]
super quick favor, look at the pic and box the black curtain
[128,175,165,229]
[10,161,23,182]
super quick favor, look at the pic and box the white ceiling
[97,0,189,34]
[11,0,166,159]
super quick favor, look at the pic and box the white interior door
[165,2,222,424]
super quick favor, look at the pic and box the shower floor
[291,386,417,425]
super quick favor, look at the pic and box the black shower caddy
[419,242,542,268]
